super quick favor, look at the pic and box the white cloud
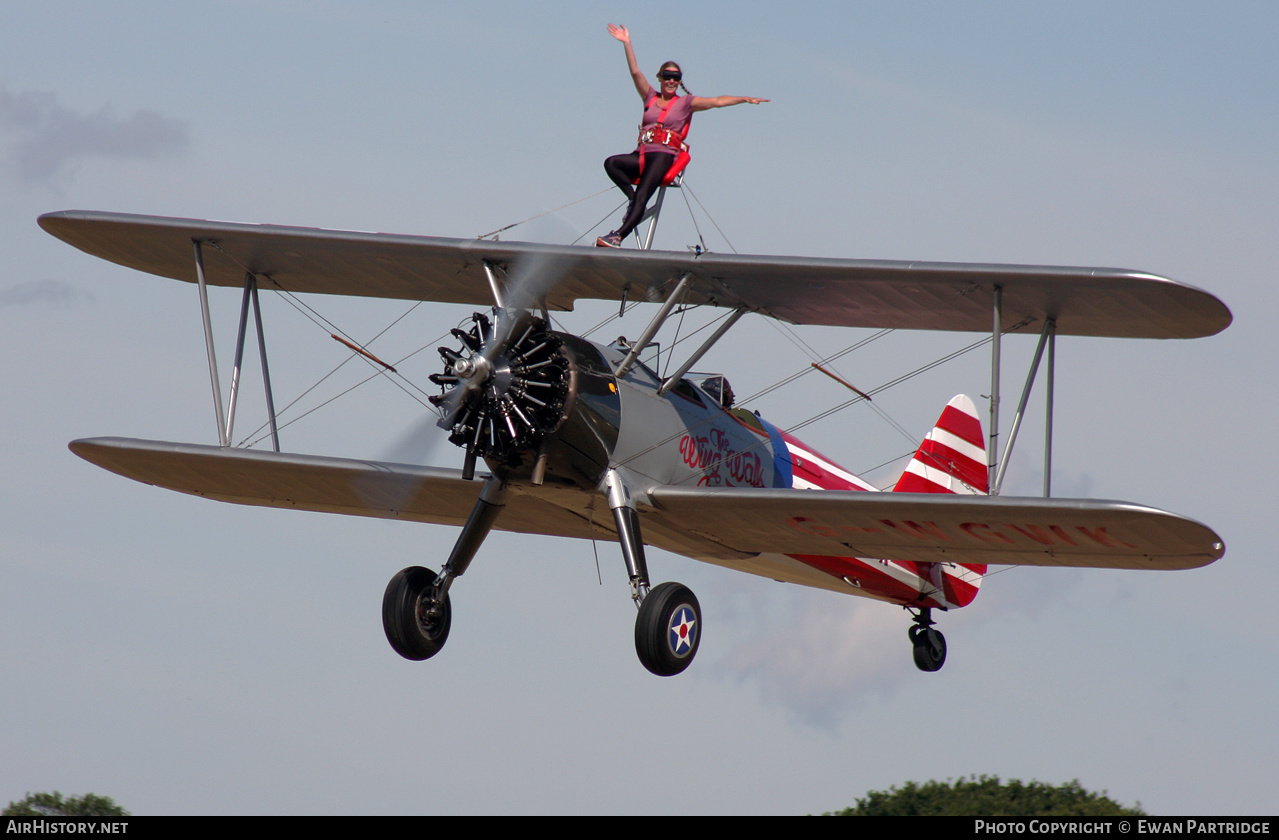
[0,279,91,307]
[0,87,188,185]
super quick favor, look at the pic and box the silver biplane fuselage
[525,336,781,493]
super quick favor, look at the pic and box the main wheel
[383,566,451,661]
[910,625,947,672]
[635,582,701,676]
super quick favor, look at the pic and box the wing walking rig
[41,210,1229,676]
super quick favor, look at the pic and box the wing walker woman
[597,24,769,248]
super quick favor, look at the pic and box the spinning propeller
[427,252,577,478]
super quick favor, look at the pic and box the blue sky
[2,1,1275,815]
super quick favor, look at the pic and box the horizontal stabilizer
[648,486,1224,571]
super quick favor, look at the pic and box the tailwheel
[635,582,701,676]
[383,566,451,661]
[909,617,947,672]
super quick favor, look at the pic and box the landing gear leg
[611,502,651,605]
[382,475,507,661]
[607,469,701,676]
[908,607,947,672]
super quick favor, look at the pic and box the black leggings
[603,152,674,238]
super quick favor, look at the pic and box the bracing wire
[199,242,451,446]
[268,286,435,402]
[477,188,615,241]
[244,364,394,448]
[739,328,895,405]
[240,330,450,448]
[785,333,994,438]
[760,319,919,446]
[611,323,995,481]
[682,182,737,253]
[198,247,451,447]
[678,182,708,253]
[575,199,630,245]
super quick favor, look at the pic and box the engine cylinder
[429,311,574,466]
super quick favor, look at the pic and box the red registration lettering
[1074,526,1137,549]
[879,519,950,541]
[960,522,1015,544]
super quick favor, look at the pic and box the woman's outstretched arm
[690,95,770,111]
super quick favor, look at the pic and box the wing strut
[191,240,281,451]
[227,273,280,452]
[614,272,693,378]
[481,261,506,309]
[635,168,685,250]
[656,306,747,395]
[989,285,1001,487]
[994,317,1054,495]
[193,240,228,446]
[987,290,1056,497]
[1044,325,1055,497]
[639,186,668,251]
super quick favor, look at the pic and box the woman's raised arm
[608,24,651,100]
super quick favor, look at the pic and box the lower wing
[647,486,1224,570]
[69,437,596,540]
[71,438,1223,573]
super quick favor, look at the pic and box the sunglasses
[658,70,682,81]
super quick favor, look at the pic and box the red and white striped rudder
[893,395,988,607]
[893,394,988,495]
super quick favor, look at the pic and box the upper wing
[646,486,1224,571]
[40,210,1230,338]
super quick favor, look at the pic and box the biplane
[39,209,1229,676]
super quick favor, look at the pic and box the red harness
[635,93,692,186]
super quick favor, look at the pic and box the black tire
[635,582,701,677]
[382,566,451,661]
[911,626,947,672]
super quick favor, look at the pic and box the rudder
[893,395,988,607]
[893,394,988,495]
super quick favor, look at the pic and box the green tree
[826,776,1144,816]
[3,792,130,817]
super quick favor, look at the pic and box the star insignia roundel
[667,606,697,657]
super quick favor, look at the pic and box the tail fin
[893,394,988,495]
[894,395,988,608]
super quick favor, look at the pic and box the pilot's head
[702,376,734,408]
